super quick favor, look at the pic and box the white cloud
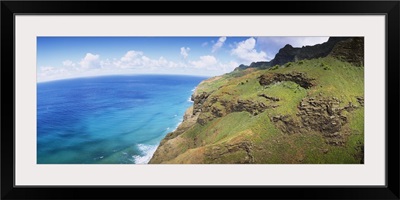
[188,55,238,73]
[212,36,227,53]
[38,50,240,82]
[231,37,267,64]
[219,61,239,73]
[255,37,329,61]
[189,55,218,69]
[79,53,100,69]
[292,37,328,47]
[37,66,75,82]
[201,42,208,47]
[121,51,143,62]
[100,59,113,68]
[62,60,76,67]
[257,36,329,48]
[40,66,55,72]
[114,50,180,69]
[180,47,190,59]
[115,50,144,68]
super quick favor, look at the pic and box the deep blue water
[37,75,206,164]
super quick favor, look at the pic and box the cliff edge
[149,37,364,164]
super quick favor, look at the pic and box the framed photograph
[1,1,399,199]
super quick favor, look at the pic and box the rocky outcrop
[299,96,361,146]
[258,94,280,101]
[259,72,315,89]
[235,37,361,71]
[356,96,364,106]
[149,37,364,164]
[235,61,272,71]
[192,92,210,115]
[149,106,199,163]
[299,97,343,131]
[204,141,255,164]
[192,71,316,126]
[329,37,364,66]
[270,37,351,66]
[232,99,276,115]
[197,98,277,125]
[271,115,303,135]
[271,96,363,146]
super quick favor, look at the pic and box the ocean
[37,75,206,164]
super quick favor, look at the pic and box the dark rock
[269,37,351,66]
[271,115,303,134]
[271,96,361,145]
[259,72,315,89]
[196,96,277,125]
[298,97,344,134]
[249,61,271,69]
[356,96,364,107]
[232,99,272,116]
[234,64,249,71]
[344,102,358,112]
[234,61,272,71]
[296,96,361,145]
[271,115,282,122]
[329,37,364,66]
[234,37,361,71]
[192,92,210,114]
[205,141,255,164]
[258,94,280,101]
[354,143,364,164]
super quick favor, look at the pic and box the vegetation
[150,47,364,164]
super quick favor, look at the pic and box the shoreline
[147,81,205,164]
[146,89,198,164]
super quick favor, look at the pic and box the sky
[37,36,328,82]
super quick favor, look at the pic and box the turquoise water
[37,75,206,164]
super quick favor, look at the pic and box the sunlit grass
[167,56,364,164]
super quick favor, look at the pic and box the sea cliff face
[234,37,360,71]
[149,37,364,164]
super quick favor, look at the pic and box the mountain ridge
[149,37,364,164]
[235,37,363,71]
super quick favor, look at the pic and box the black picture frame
[1,1,399,199]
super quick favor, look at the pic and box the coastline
[37,75,205,164]
[148,83,204,164]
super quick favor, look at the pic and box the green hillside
[149,38,364,164]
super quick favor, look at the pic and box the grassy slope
[155,56,364,164]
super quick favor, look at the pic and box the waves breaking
[132,144,158,164]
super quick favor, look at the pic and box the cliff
[329,37,364,66]
[234,37,362,71]
[149,37,364,164]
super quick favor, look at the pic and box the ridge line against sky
[37,36,328,82]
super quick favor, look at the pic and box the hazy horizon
[37,36,328,82]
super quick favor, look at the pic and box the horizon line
[37,73,213,84]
